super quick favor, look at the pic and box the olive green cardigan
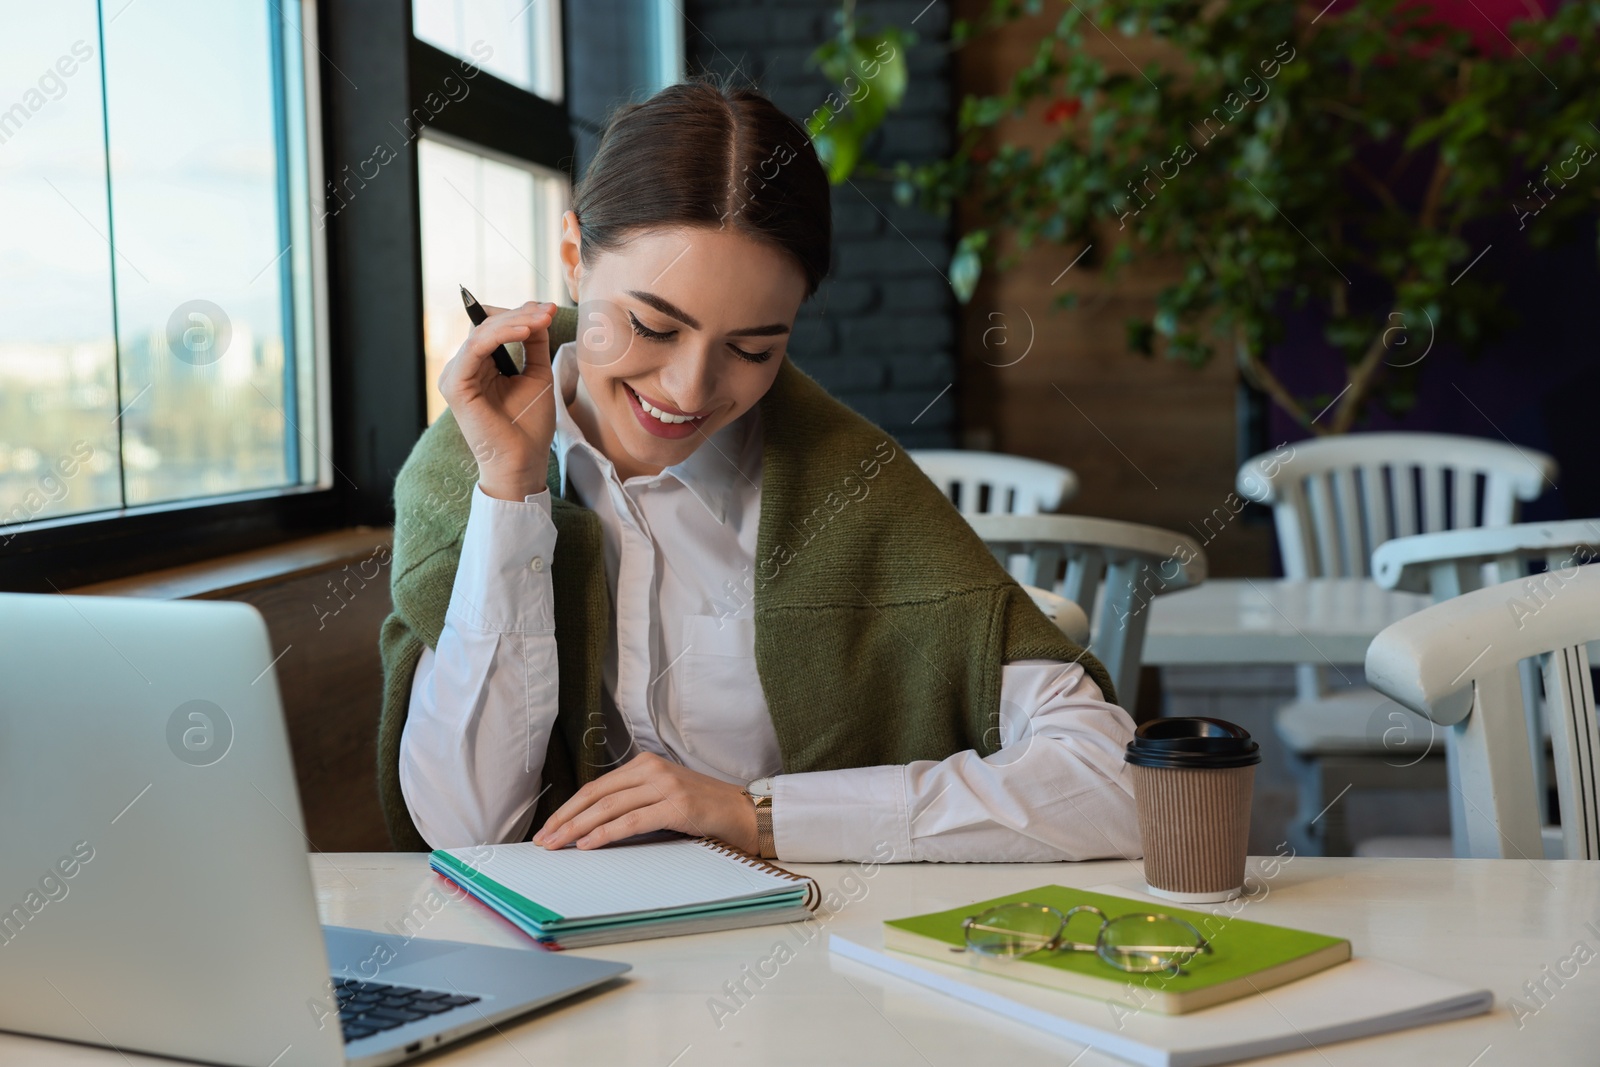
[376,306,1117,851]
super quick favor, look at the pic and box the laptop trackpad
[323,924,483,974]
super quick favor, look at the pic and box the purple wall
[1265,207,1597,527]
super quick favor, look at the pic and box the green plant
[887,0,1600,434]
[804,0,915,183]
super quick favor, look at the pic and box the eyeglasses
[960,903,1213,975]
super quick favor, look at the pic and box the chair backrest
[1371,519,1600,855]
[1366,562,1600,860]
[1238,432,1557,580]
[908,450,1078,516]
[968,513,1207,708]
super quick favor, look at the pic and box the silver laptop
[0,591,629,1066]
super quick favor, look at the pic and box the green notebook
[883,885,1349,1014]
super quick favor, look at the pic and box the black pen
[459,284,520,376]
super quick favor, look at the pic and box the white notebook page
[439,837,800,921]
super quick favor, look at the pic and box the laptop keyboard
[333,976,481,1043]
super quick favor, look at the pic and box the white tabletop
[6,853,1594,1065]
[1144,578,1431,666]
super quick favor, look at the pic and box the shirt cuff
[445,482,559,634]
[771,764,910,863]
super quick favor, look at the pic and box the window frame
[406,32,571,161]
[0,0,339,591]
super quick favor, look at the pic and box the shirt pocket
[673,613,775,781]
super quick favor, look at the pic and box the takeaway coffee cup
[1124,717,1261,903]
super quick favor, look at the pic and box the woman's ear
[560,210,583,304]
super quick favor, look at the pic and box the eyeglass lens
[963,904,1062,957]
[1098,913,1206,972]
[965,904,1206,973]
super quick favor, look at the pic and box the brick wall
[685,0,959,447]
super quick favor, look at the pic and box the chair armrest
[1371,519,1600,593]
[1366,562,1600,725]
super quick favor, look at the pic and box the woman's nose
[656,344,718,414]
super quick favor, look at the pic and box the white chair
[1241,432,1558,855]
[1370,518,1600,856]
[1245,432,1557,579]
[1366,562,1600,860]
[1023,584,1092,647]
[968,514,1206,709]
[909,450,1078,515]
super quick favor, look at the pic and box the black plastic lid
[1124,717,1261,769]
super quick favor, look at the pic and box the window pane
[0,3,122,529]
[104,1,303,506]
[413,0,563,102]
[417,133,569,426]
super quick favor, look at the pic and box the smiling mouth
[626,383,708,425]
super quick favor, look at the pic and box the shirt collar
[551,341,758,525]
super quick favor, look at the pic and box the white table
[6,854,1595,1065]
[1144,578,1430,666]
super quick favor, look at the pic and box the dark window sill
[68,525,392,601]
[0,487,353,593]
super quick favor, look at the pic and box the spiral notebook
[430,835,820,949]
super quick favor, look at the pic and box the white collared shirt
[398,342,1142,862]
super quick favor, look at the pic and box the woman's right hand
[437,300,559,502]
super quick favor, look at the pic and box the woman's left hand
[532,752,759,854]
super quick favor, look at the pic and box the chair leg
[1316,754,1451,855]
[1284,754,1364,857]
[1314,766,1354,857]
[1286,752,1330,857]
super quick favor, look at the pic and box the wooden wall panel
[951,0,1273,577]
[75,528,396,852]
[230,560,394,853]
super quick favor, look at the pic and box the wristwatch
[742,776,776,858]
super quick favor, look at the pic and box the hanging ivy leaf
[804,21,917,184]
[950,230,989,304]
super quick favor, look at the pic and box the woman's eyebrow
[625,289,791,337]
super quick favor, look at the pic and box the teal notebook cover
[431,852,806,933]
[428,837,817,942]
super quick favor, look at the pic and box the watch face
[747,776,775,797]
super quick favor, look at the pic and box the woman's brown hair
[571,76,833,300]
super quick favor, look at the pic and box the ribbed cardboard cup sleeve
[1130,764,1255,897]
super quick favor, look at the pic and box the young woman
[387,78,1141,864]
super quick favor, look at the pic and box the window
[410,0,685,426]
[413,0,564,102]
[0,1,325,538]
[3,0,682,591]
[417,132,570,425]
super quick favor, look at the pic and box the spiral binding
[694,836,821,912]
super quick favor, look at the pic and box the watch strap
[754,796,776,858]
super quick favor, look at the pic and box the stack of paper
[831,909,1492,1067]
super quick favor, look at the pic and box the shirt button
[530,557,545,573]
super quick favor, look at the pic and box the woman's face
[558,211,808,480]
